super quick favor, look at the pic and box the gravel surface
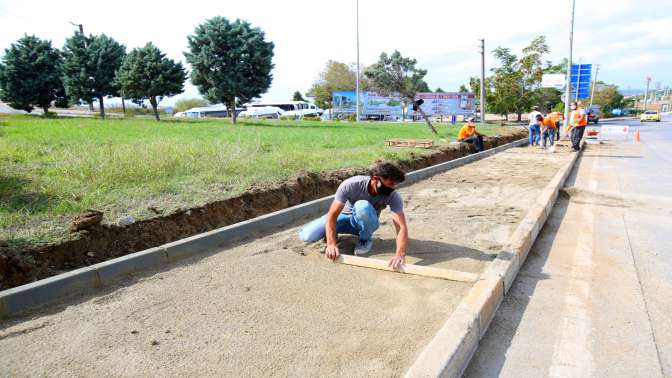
[0,144,573,377]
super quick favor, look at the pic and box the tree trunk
[417,106,438,134]
[517,112,522,122]
[150,97,160,121]
[88,102,94,112]
[121,98,126,113]
[99,97,105,119]
[42,106,49,116]
[230,98,237,124]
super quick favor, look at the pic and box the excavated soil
[0,143,574,377]
[0,131,525,290]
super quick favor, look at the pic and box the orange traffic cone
[635,129,641,142]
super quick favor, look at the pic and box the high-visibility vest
[573,107,588,127]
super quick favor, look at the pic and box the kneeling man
[299,162,408,269]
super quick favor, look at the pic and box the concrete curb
[405,143,583,378]
[0,138,527,319]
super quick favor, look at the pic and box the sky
[1,0,671,106]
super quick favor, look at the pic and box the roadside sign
[570,64,592,100]
[599,125,630,141]
[542,74,566,89]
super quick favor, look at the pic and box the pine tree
[62,33,126,119]
[116,43,186,121]
[0,35,63,114]
[185,17,274,124]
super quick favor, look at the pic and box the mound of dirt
[0,131,525,290]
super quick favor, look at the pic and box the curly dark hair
[371,161,406,183]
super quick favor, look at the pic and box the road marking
[548,158,596,377]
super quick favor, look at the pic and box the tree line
[306,35,624,121]
[0,16,274,122]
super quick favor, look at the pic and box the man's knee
[298,218,326,242]
[353,200,379,229]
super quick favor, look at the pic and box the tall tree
[116,42,186,121]
[185,17,274,124]
[364,50,435,133]
[292,91,305,102]
[591,82,624,113]
[489,36,551,120]
[307,60,359,110]
[62,33,126,119]
[0,35,63,114]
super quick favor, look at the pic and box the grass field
[0,114,497,248]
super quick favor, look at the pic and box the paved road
[466,114,672,377]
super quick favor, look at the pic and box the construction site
[0,139,577,376]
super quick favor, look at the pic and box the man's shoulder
[339,175,370,191]
[342,175,369,185]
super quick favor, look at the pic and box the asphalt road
[466,114,672,377]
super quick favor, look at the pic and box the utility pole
[563,0,576,133]
[589,64,600,107]
[355,0,361,123]
[479,39,486,123]
[70,21,94,112]
[643,76,651,111]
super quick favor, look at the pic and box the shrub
[174,98,209,113]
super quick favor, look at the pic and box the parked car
[586,105,601,124]
[640,110,661,122]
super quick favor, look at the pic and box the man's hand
[325,244,340,261]
[388,254,405,269]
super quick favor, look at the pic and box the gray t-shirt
[335,176,404,215]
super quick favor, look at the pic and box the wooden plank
[384,139,434,149]
[334,254,479,283]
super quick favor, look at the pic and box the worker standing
[568,101,588,151]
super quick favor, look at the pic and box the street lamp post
[563,0,576,134]
[643,76,651,111]
[479,39,485,123]
[355,0,361,123]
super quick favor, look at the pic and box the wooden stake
[335,255,479,283]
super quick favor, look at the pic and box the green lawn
[0,114,497,247]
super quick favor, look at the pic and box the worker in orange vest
[549,111,563,141]
[568,101,587,151]
[541,114,557,148]
[457,117,484,152]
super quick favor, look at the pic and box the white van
[246,101,322,118]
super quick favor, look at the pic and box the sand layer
[0,144,572,377]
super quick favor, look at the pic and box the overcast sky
[1,0,671,105]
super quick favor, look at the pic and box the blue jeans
[298,200,380,242]
[529,124,541,145]
[542,128,556,147]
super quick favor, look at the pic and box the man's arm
[388,211,408,269]
[325,200,345,260]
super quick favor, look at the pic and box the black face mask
[376,179,395,196]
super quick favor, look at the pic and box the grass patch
[0,114,497,246]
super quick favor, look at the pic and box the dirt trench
[0,131,525,290]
